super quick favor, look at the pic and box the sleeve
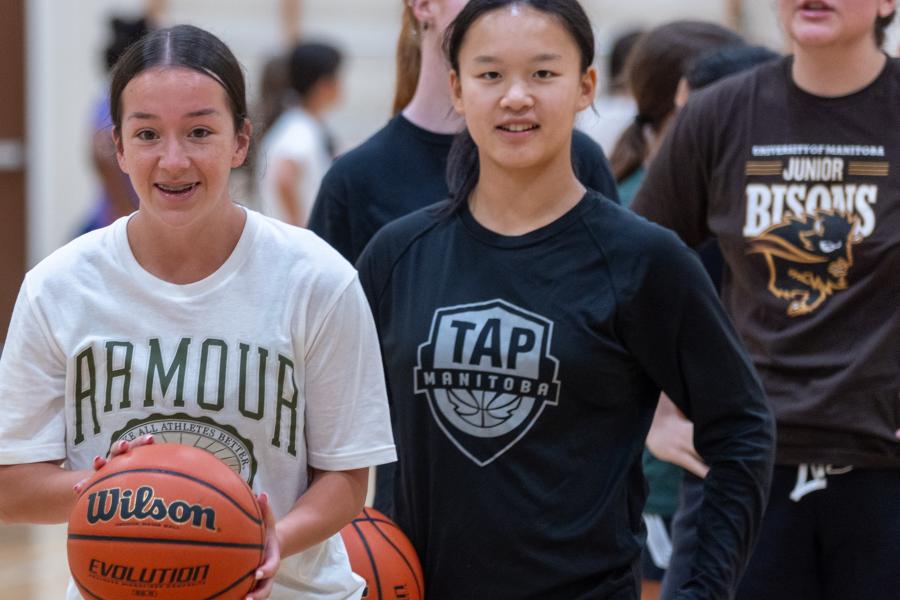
[301,274,397,471]
[630,97,714,248]
[356,237,399,518]
[0,281,68,464]
[308,165,356,262]
[571,129,621,204]
[616,232,775,599]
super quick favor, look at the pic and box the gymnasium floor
[1,523,72,598]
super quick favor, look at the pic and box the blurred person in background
[608,21,742,208]
[633,1,900,598]
[256,42,343,227]
[603,21,746,600]
[78,15,151,234]
[577,27,643,154]
[308,0,620,519]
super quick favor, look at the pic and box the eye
[135,129,158,141]
[478,71,502,81]
[189,127,212,138]
[534,70,557,79]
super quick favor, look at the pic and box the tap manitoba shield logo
[414,299,561,466]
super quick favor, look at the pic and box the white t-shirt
[0,209,397,600]
[257,107,333,226]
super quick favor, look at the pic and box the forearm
[677,409,775,598]
[275,467,368,558]
[0,462,87,524]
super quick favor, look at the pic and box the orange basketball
[67,443,264,600]
[340,507,424,600]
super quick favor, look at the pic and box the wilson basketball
[340,507,424,600]
[67,443,265,599]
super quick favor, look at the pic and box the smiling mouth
[154,183,198,195]
[498,124,539,133]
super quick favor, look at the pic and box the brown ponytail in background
[392,1,422,114]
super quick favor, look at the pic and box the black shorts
[662,466,900,600]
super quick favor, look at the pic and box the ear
[576,66,598,112]
[449,69,465,116]
[411,0,436,29]
[231,118,252,169]
[113,130,129,174]
[878,0,896,17]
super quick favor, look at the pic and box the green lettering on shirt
[145,338,190,407]
[74,346,100,444]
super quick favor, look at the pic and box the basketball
[67,443,265,599]
[340,507,424,600]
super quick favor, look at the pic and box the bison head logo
[747,210,858,317]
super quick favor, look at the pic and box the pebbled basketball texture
[67,443,264,599]
[340,507,424,600]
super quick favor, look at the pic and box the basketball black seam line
[352,519,384,600]
[80,467,263,525]
[368,519,423,597]
[204,567,258,599]
[72,573,104,600]
[68,533,264,550]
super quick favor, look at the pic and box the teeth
[157,183,194,192]
[503,124,537,132]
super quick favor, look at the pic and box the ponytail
[392,2,422,114]
[609,119,648,182]
[441,129,480,216]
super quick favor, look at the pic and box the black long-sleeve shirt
[358,191,774,599]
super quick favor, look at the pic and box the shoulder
[356,201,448,293]
[323,118,402,180]
[685,56,785,115]
[24,223,119,298]
[247,210,357,290]
[362,201,447,260]
[581,193,696,272]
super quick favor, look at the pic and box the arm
[274,157,306,227]
[276,467,368,557]
[619,233,774,599]
[0,462,86,524]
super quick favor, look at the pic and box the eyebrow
[126,108,220,120]
[472,53,563,64]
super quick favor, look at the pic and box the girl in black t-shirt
[357,1,774,598]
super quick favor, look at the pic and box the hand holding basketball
[72,434,156,496]
[244,492,280,600]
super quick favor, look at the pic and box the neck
[792,41,886,96]
[127,202,246,284]
[402,37,463,134]
[469,150,585,236]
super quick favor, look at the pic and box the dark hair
[288,42,343,100]
[875,10,896,47]
[393,1,423,114]
[608,21,742,182]
[686,44,779,91]
[607,29,643,94]
[109,24,248,135]
[104,16,151,72]
[443,0,595,214]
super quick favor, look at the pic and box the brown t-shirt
[634,56,900,469]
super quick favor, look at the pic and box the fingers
[245,492,280,600]
[895,429,900,440]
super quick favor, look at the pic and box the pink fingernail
[256,569,264,579]
[73,483,82,493]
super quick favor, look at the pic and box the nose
[500,79,534,112]
[158,137,190,174]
